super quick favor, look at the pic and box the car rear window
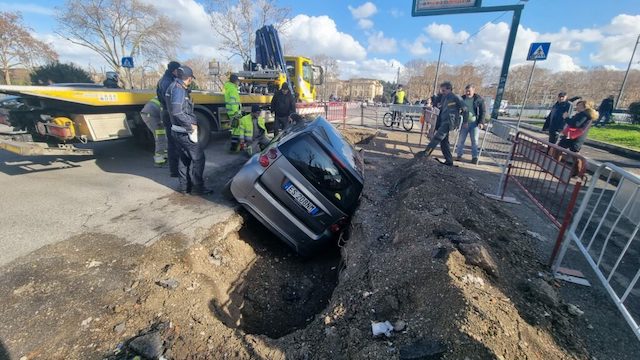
[279,134,362,212]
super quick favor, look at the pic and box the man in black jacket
[271,83,296,136]
[156,61,181,177]
[595,95,615,127]
[455,84,486,164]
[542,92,571,144]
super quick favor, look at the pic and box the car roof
[282,116,364,181]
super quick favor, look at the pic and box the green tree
[30,62,93,84]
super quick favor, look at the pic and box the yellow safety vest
[395,90,406,104]
[224,81,241,117]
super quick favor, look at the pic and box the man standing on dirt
[157,61,181,177]
[415,81,468,166]
[542,92,571,144]
[271,82,296,136]
[455,84,486,164]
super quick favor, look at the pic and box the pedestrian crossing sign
[527,42,551,61]
[121,57,134,68]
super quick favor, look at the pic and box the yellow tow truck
[0,26,323,156]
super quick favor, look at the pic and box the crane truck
[0,25,324,156]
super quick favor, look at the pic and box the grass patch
[588,124,640,150]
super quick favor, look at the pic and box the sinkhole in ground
[210,213,342,339]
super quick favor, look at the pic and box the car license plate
[283,181,318,215]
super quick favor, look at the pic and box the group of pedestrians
[542,92,600,153]
[415,81,486,166]
[140,66,299,196]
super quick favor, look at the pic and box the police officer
[157,61,181,177]
[416,81,468,166]
[165,66,211,195]
[224,74,242,126]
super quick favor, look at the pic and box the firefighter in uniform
[230,105,269,156]
[165,66,211,195]
[140,97,168,166]
[224,74,242,127]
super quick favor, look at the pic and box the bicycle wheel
[402,115,414,131]
[382,112,394,127]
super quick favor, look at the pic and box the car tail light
[267,148,278,159]
[330,217,349,233]
[259,154,270,167]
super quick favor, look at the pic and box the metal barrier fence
[552,162,640,341]
[478,119,517,170]
[496,132,587,264]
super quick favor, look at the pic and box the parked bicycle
[382,110,414,131]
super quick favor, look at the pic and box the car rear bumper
[232,179,332,255]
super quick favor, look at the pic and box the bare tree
[55,0,180,89]
[208,0,290,64]
[0,12,58,85]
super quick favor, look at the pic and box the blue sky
[3,0,640,81]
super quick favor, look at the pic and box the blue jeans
[455,122,479,158]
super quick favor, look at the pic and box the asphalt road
[0,134,244,267]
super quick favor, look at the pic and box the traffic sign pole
[516,60,536,131]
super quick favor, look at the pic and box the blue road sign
[527,42,551,61]
[121,57,134,68]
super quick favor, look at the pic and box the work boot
[455,155,462,161]
[414,147,434,159]
[471,157,479,164]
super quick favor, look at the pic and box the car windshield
[279,133,362,212]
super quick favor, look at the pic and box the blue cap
[178,66,195,79]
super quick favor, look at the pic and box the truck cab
[284,56,324,102]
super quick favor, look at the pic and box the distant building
[323,78,383,102]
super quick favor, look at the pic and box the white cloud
[604,65,622,71]
[358,19,374,30]
[348,2,378,19]
[425,23,469,44]
[337,58,402,82]
[590,15,640,65]
[367,31,397,54]
[0,3,54,16]
[402,35,431,57]
[281,15,367,61]
[390,9,404,18]
[141,0,225,61]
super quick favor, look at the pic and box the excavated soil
[1,128,639,359]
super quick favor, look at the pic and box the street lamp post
[617,33,640,109]
[432,40,443,96]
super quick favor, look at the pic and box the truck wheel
[195,111,211,147]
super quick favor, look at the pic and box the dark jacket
[165,79,196,132]
[560,108,598,151]
[437,92,468,129]
[156,70,175,107]
[270,89,296,117]
[543,101,571,132]
[598,98,614,114]
[103,78,120,89]
[461,93,486,125]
